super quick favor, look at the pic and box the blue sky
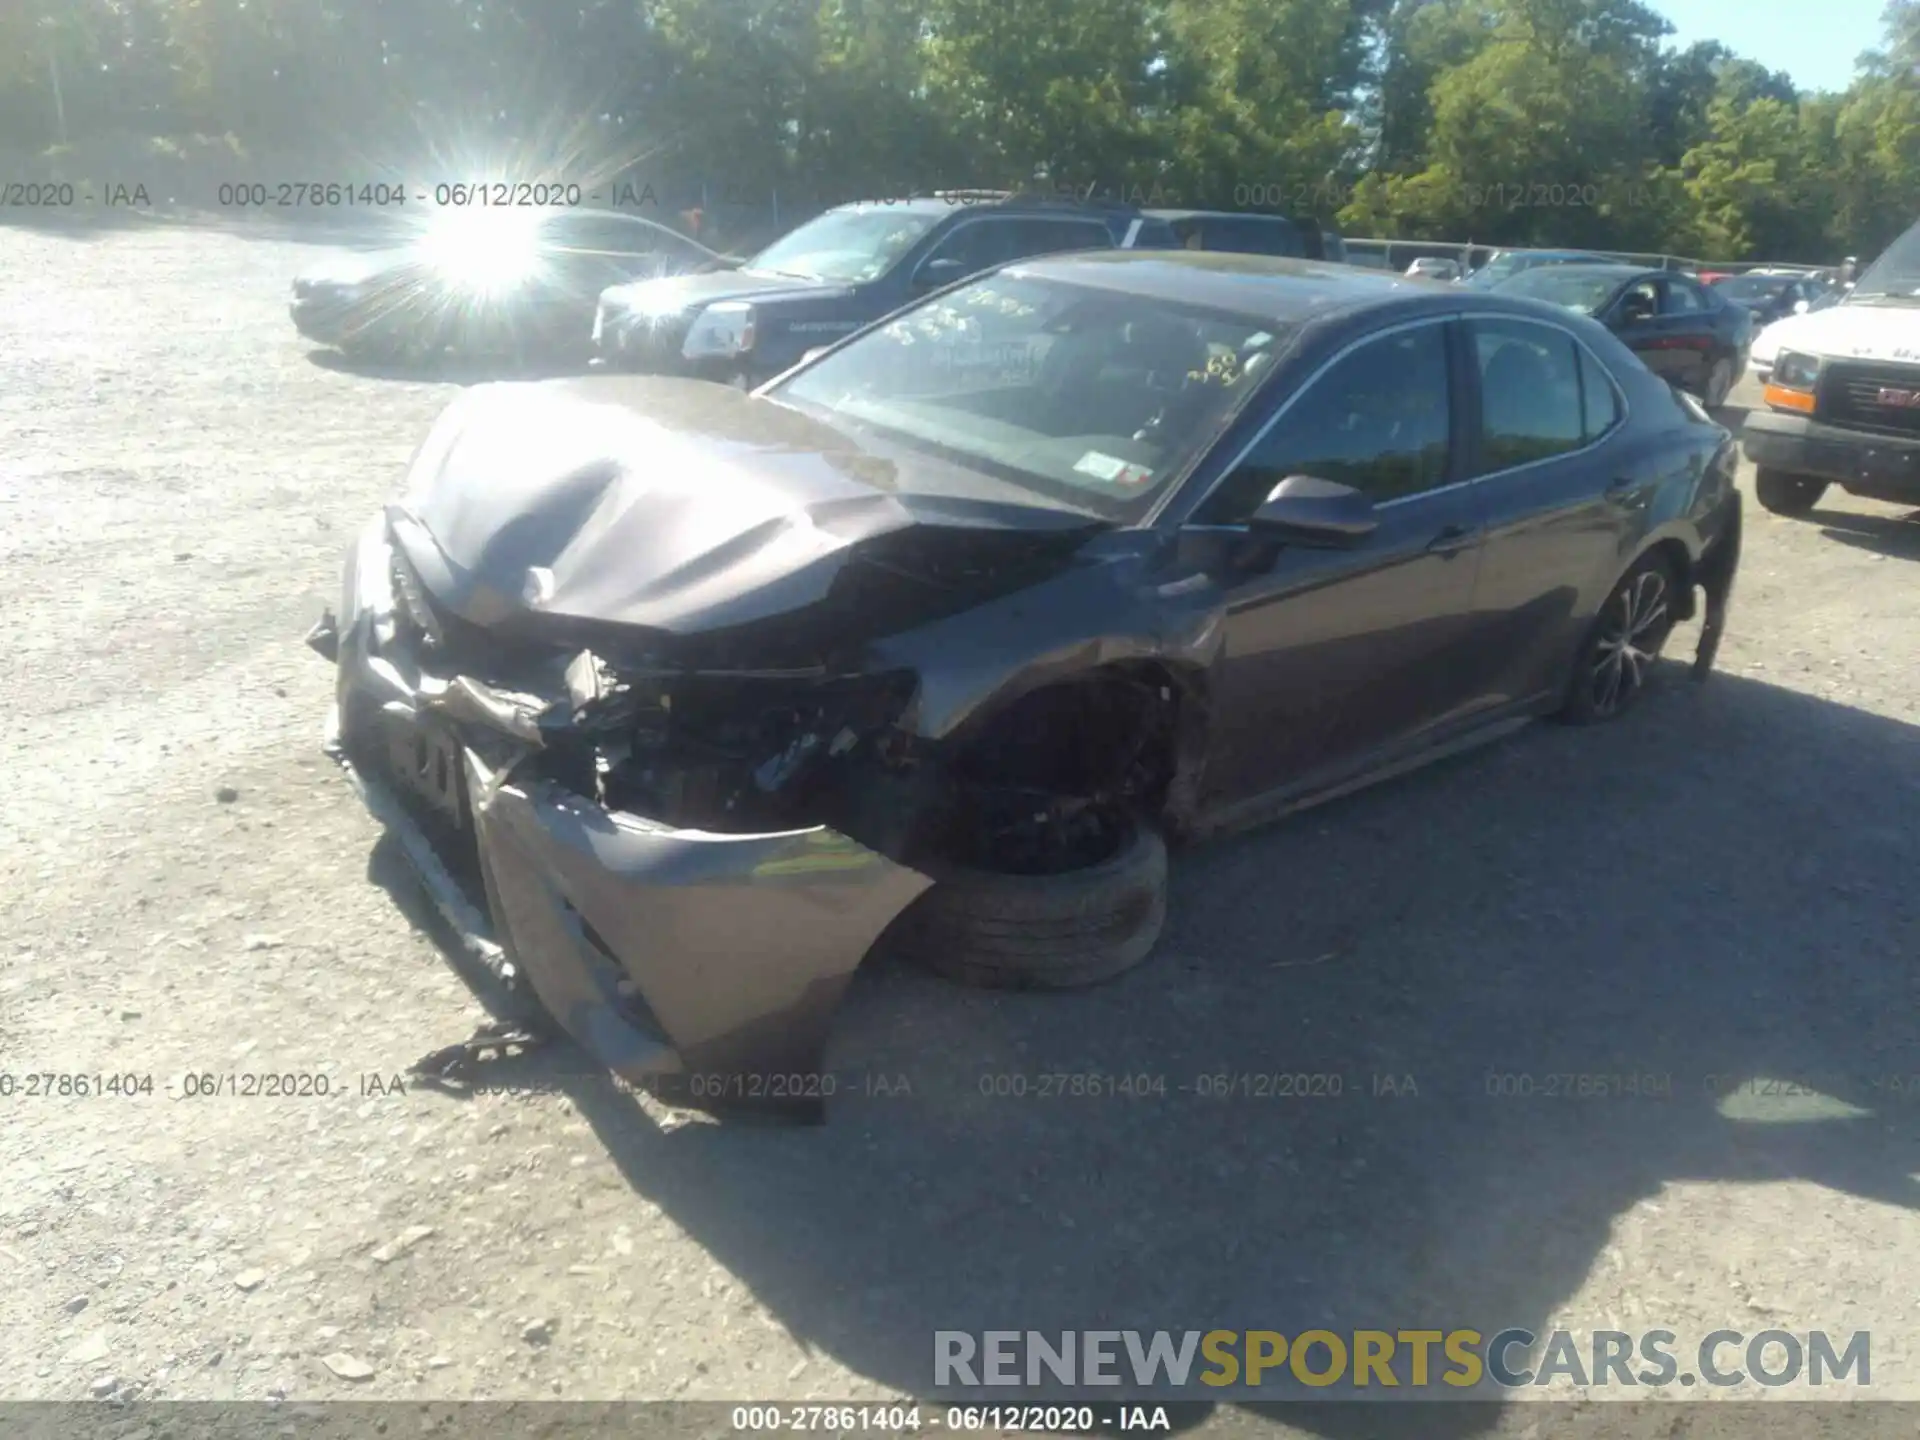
[1649,0,1890,92]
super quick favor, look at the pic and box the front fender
[871,538,1227,743]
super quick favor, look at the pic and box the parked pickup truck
[1743,219,1920,516]
[591,193,1171,388]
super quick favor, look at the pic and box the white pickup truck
[1742,220,1920,516]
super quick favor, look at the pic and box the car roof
[1145,210,1305,224]
[829,198,1128,221]
[998,249,1466,323]
[1489,249,1609,261]
[1507,262,1658,283]
[541,207,662,225]
[537,207,717,253]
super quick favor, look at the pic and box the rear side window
[1169,216,1304,256]
[1211,217,1304,256]
[1579,346,1622,441]
[999,218,1112,261]
[1660,278,1705,314]
[1469,318,1585,474]
[1123,217,1180,248]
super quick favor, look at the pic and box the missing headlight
[546,665,919,832]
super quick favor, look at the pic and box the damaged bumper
[312,517,932,1106]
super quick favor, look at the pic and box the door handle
[1605,476,1636,497]
[1425,524,1475,555]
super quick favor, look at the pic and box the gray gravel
[3,220,1920,1431]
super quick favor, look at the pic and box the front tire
[889,813,1169,991]
[1557,553,1678,725]
[1754,468,1827,517]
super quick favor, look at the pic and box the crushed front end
[308,513,934,1112]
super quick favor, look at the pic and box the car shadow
[367,668,1920,1432]
[306,345,595,386]
[1814,506,1920,561]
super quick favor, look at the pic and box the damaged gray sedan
[309,251,1741,1113]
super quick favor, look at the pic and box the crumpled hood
[391,377,1099,639]
[598,268,853,316]
[1751,302,1920,365]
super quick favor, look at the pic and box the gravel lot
[4,219,1920,1433]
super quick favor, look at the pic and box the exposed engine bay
[466,647,1180,878]
[384,520,1184,877]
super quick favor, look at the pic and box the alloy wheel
[1589,568,1670,717]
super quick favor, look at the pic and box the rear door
[1458,315,1637,708]
[1652,275,1716,390]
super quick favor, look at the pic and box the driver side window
[918,222,1006,281]
[1617,280,1659,319]
[1194,323,1452,524]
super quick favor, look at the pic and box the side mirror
[1793,299,1810,315]
[1246,474,1378,546]
[914,257,968,290]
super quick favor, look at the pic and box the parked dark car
[1144,210,1344,261]
[290,208,723,363]
[1466,249,1616,289]
[1709,271,1818,327]
[592,195,1152,386]
[1486,262,1752,407]
[307,251,1742,1114]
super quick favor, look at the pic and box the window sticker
[1073,451,1154,488]
[1073,450,1130,481]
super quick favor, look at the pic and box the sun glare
[416,209,547,292]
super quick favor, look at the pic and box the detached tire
[893,815,1169,990]
[1754,468,1827,517]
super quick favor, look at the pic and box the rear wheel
[1557,553,1678,725]
[1754,468,1827,517]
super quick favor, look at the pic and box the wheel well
[944,661,1197,822]
[1646,537,1696,622]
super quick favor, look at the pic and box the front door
[1186,318,1489,810]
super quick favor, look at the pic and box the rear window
[1170,216,1305,257]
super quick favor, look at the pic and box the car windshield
[746,208,942,284]
[1467,253,1526,286]
[768,273,1296,522]
[1852,220,1920,301]
[1467,251,1600,288]
[1714,275,1791,301]
[1491,267,1626,313]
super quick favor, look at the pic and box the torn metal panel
[326,530,933,1098]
